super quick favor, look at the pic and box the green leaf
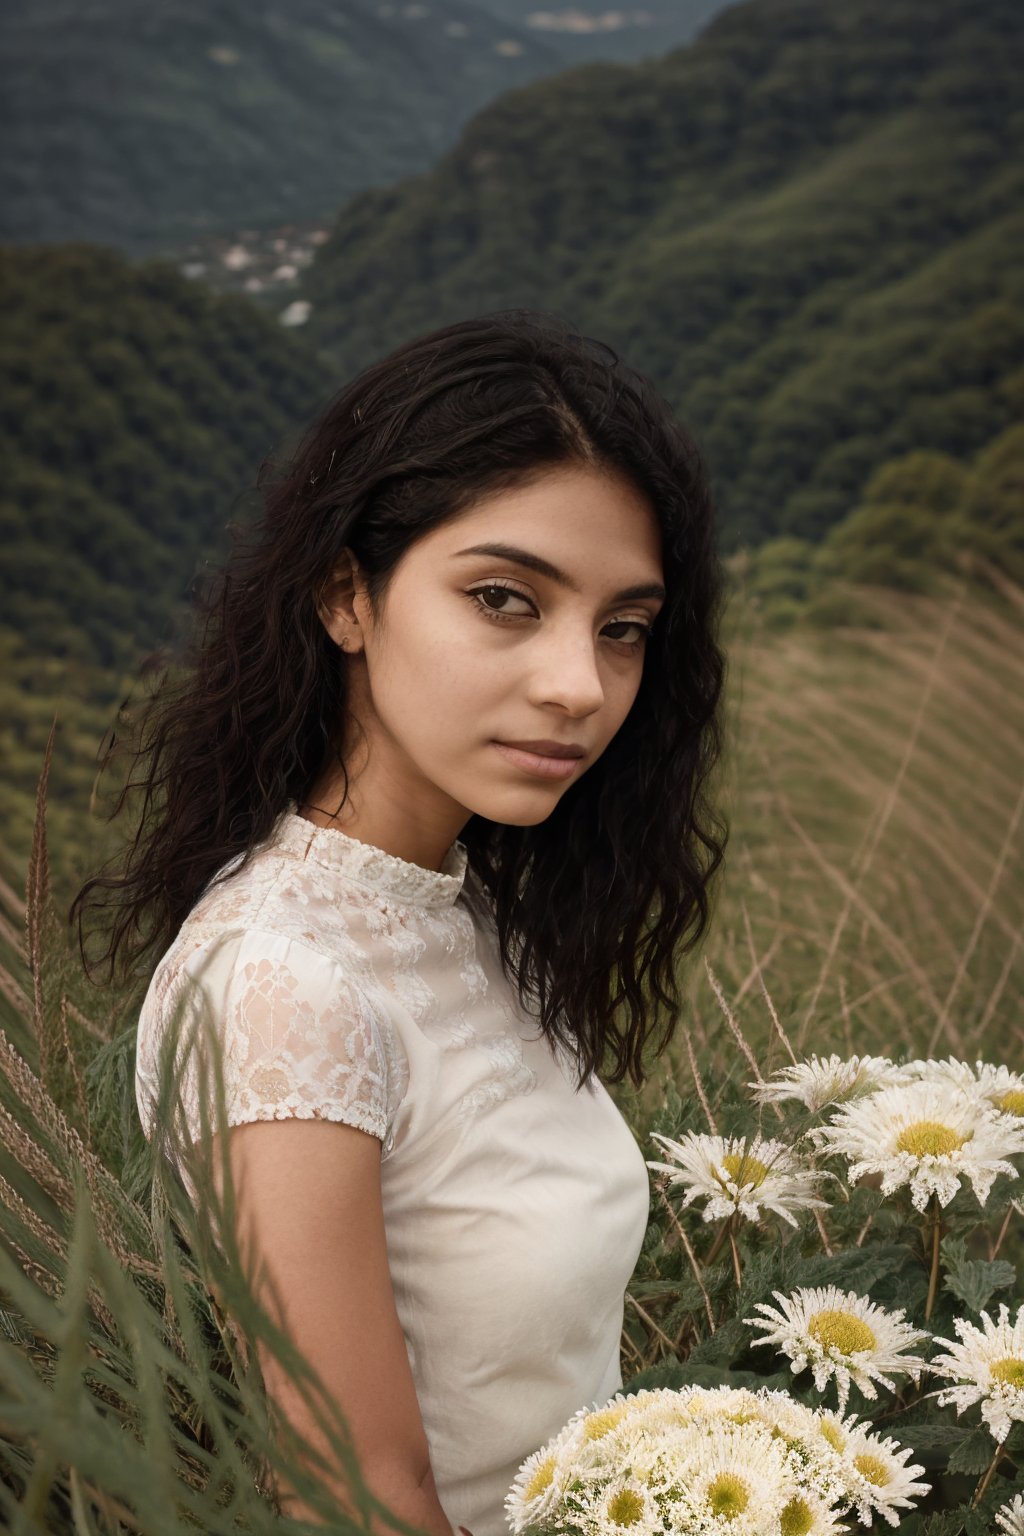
[890,1421,973,1470]
[921,1512,968,1536]
[948,1423,998,1475]
[965,1512,1004,1536]
[1005,1421,1024,1461]
[786,1241,914,1295]
[942,1257,1017,1313]
[940,1235,968,1270]
[687,1315,748,1367]
[893,1423,973,1450]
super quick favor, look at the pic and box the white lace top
[135,804,652,1534]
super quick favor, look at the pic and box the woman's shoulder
[135,850,411,1149]
[135,923,410,1166]
[184,834,366,957]
[142,839,379,1026]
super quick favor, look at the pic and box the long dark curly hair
[70,307,729,1090]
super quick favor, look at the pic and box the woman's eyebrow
[452,542,666,603]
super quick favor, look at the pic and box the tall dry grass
[619,566,1023,1137]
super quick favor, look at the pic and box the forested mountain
[0,0,731,254]
[4,0,1020,672]
[1,0,562,252]
[0,242,335,871]
[0,245,332,668]
[2,0,1022,874]
[299,0,1024,549]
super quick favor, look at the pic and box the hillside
[0,244,331,665]
[0,0,562,252]
[299,0,1024,549]
[0,242,334,867]
[3,0,1023,876]
[0,0,732,254]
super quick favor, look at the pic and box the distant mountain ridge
[0,0,731,253]
[2,0,559,251]
[297,0,1024,547]
[472,1,726,63]
[2,0,1022,868]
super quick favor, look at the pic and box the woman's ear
[315,549,366,654]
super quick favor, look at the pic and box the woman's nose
[532,630,606,715]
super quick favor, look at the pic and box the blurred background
[0,0,1021,1074]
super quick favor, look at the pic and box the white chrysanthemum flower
[743,1396,852,1507]
[808,1077,1024,1211]
[744,1285,931,1413]
[503,1439,569,1532]
[995,1491,1024,1536]
[538,1391,639,1478]
[673,1422,793,1534]
[813,1406,861,1459]
[897,1057,1024,1120]
[646,1130,829,1226]
[575,1386,764,1473]
[751,1053,902,1111]
[575,1469,665,1536]
[840,1423,931,1527]
[930,1302,1024,1442]
[574,1395,633,1436]
[769,1488,848,1536]
[503,1407,597,1534]
[505,1385,931,1533]
[975,1062,1024,1120]
[682,1383,761,1414]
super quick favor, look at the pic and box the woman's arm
[209,1116,457,1536]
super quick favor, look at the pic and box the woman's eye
[469,584,534,618]
[466,585,652,650]
[604,619,653,648]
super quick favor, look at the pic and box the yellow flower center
[583,1404,629,1439]
[718,1152,770,1188]
[780,1498,815,1536]
[708,1473,750,1519]
[895,1119,967,1157]
[854,1453,890,1486]
[997,1089,1024,1117]
[524,1455,556,1500]
[808,1308,878,1355]
[990,1356,1024,1387]
[819,1420,845,1452]
[607,1489,645,1526]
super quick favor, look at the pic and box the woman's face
[321,461,666,866]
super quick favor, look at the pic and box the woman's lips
[492,742,582,779]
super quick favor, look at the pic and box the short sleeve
[135,927,407,1165]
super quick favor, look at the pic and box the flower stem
[727,1216,743,1289]
[924,1193,943,1322]
[704,1215,732,1268]
[971,1435,1008,1507]
[991,1202,1014,1259]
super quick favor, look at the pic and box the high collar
[274,802,469,910]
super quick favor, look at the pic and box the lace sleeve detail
[136,927,407,1163]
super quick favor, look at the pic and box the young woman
[71,308,728,1536]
